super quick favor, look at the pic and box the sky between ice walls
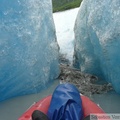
[74,0,120,94]
[0,0,60,102]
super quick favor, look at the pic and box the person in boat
[32,83,93,120]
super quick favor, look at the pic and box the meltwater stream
[0,81,120,120]
[0,80,59,120]
[91,92,120,113]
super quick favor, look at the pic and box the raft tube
[18,95,106,120]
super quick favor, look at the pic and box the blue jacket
[47,83,83,120]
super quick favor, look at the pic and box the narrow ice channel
[0,8,120,120]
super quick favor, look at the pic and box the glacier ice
[0,0,60,101]
[74,0,120,93]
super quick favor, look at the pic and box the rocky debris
[58,63,113,97]
[59,54,70,65]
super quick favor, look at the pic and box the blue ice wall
[0,0,60,101]
[74,0,120,93]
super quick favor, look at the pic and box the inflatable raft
[18,94,105,120]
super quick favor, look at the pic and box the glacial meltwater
[0,80,60,120]
[0,80,120,120]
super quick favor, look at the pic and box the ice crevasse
[74,0,120,94]
[0,0,60,101]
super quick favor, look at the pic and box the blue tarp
[47,83,83,120]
